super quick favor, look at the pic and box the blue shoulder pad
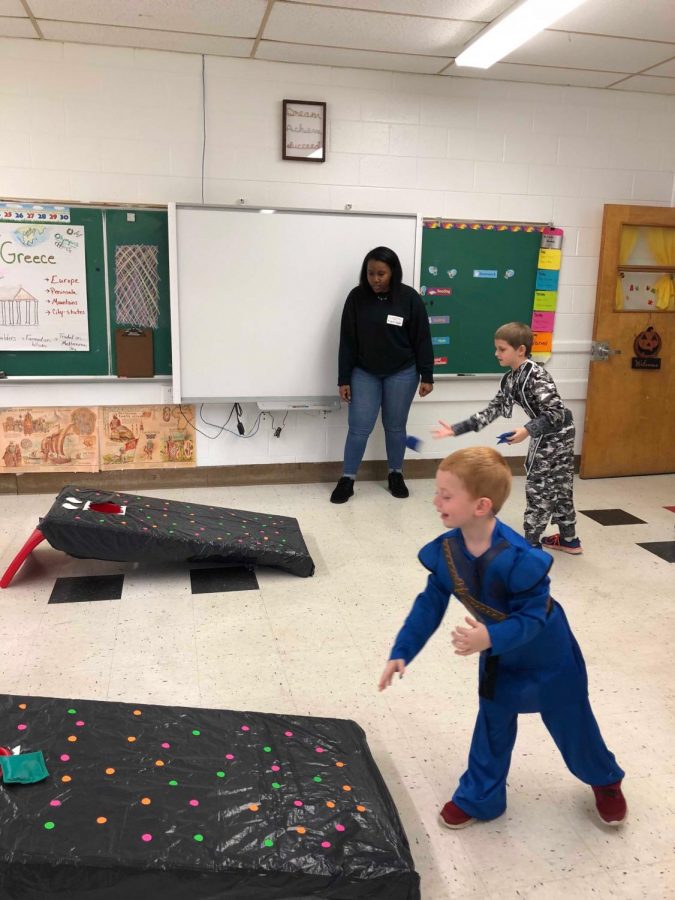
[418,533,450,573]
[507,547,553,593]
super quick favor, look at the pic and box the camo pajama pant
[523,420,577,545]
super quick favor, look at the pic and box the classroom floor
[1,473,674,900]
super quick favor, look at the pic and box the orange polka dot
[127,736,136,743]
[335,761,345,768]
[342,785,351,792]
[141,797,151,806]
[296,826,306,834]
[105,768,115,775]
[356,805,366,812]
[249,804,259,812]
[155,760,165,767]
[96,817,107,825]
[18,703,26,710]
[62,775,72,783]
[67,735,77,743]
[133,709,142,716]
[326,801,335,809]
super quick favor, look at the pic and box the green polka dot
[313,776,322,783]
[169,780,178,786]
[67,708,76,714]
[271,782,281,790]
[263,838,274,847]
[44,822,55,830]
[216,771,225,778]
[193,834,204,843]
[192,730,200,736]
[263,746,271,753]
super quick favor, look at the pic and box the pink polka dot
[294,800,303,807]
[50,800,61,807]
[17,724,27,731]
[60,754,70,762]
[161,742,170,749]
[241,726,250,732]
[271,765,280,772]
[189,799,199,807]
[284,731,293,737]
[75,721,85,727]
[225,754,234,760]
[335,824,345,832]
[141,833,152,842]
[315,746,325,753]
[321,841,331,848]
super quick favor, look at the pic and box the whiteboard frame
[169,203,420,404]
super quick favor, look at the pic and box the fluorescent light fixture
[259,209,276,214]
[455,0,590,69]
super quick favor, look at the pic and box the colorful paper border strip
[423,220,545,233]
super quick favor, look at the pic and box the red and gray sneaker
[592,781,627,825]
[439,800,476,829]
[541,533,583,555]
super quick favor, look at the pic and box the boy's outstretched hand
[451,616,491,655]
[378,659,406,691]
[432,419,455,439]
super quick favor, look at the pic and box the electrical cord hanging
[178,404,264,440]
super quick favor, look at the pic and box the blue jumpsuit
[390,520,624,820]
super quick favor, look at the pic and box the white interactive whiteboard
[169,204,418,403]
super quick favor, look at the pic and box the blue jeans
[343,364,419,477]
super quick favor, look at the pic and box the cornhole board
[0,694,420,899]
[1,486,315,588]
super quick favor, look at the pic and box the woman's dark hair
[359,246,403,294]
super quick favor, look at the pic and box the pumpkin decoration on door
[633,326,661,358]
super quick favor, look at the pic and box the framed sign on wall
[282,100,326,162]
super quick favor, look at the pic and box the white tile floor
[1,473,674,899]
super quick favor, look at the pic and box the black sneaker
[388,471,409,498]
[330,476,354,504]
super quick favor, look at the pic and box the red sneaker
[592,781,627,825]
[440,800,476,829]
[541,533,583,555]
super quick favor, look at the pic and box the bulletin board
[420,221,544,374]
[0,206,171,377]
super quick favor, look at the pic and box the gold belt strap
[442,540,507,623]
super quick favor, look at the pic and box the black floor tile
[49,574,124,604]
[189,566,258,594]
[580,508,647,526]
[636,542,675,563]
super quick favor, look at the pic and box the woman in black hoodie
[331,246,434,504]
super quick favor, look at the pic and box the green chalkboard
[0,206,171,377]
[420,223,542,375]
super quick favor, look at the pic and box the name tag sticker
[387,315,403,326]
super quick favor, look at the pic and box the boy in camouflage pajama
[433,322,582,554]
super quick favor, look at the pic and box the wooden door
[581,204,675,478]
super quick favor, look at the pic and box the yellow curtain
[646,227,675,311]
[615,226,638,311]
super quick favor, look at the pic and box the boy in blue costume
[378,447,626,828]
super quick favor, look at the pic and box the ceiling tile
[39,21,254,56]
[644,57,675,78]
[450,62,622,88]
[282,0,512,20]
[257,40,449,74]
[29,0,267,37]
[609,74,675,95]
[505,30,675,73]
[265,3,481,55]
[551,0,675,43]
[0,17,37,38]
[0,0,26,14]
